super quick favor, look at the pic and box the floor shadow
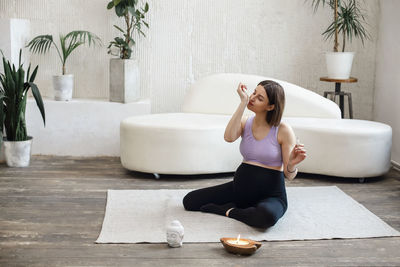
[125,169,234,181]
[296,172,387,184]
[123,167,396,184]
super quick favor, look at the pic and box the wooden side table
[320,77,358,119]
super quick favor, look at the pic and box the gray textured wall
[0,0,379,118]
[374,0,400,166]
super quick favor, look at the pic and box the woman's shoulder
[277,122,291,130]
[277,122,294,143]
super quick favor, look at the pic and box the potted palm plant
[107,0,149,103]
[26,31,102,101]
[309,0,370,79]
[0,49,46,167]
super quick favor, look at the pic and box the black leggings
[183,163,288,229]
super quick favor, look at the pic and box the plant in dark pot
[308,0,370,79]
[0,49,46,167]
[107,0,149,103]
[26,31,101,101]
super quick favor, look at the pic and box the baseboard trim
[392,160,400,171]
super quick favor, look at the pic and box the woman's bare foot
[225,207,235,217]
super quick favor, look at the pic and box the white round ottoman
[120,113,242,175]
[284,117,392,178]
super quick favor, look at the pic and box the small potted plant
[26,31,102,101]
[107,0,149,103]
[0,49,46,167]
[309,0,370,79]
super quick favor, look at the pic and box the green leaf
[113,0,121,6]
[144,2,149,12]
[113,25,125,33]
[125,49,132,59]
[135,9,141,19]
[61,31,102,66]
[29,65,39,83]
[107,1,114,9]
[27,82,45,127]
[128,6,135,16]
[16,66,25,98]
[26,64,31,82]
[65,31,102,47]
[128,36,136,46]
[60,34,67,65]
[26,35,54,54]
[115,37,125,44]
[15,93,27,141]
[115,4,125,16]
[18,49,22,66]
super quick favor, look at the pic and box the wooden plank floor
[1,156,399,266]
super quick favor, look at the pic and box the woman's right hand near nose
[237,82,249,104]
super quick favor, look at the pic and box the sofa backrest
[182,73,341,119]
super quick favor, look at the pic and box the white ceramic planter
[109,59,140,103]
[3,136,33,167]
[53,74,74,101]
[325,52,355,79]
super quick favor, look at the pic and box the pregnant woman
[183,80,307,228]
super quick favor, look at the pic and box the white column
[0,18,31,73]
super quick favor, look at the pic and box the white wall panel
[0,0,379,118]
[374,0,400,165]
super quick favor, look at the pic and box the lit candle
[226,234,249,246]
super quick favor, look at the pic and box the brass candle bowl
[220,237,262,255]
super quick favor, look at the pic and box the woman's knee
[182,192,199,211]
[254,206,280,228]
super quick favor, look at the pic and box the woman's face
[247,85,275,113]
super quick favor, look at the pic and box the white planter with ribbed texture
[4,136,33,167]
[325,52,355,79]
[53,74,74,101]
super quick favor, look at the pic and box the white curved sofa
[120,73,392,178]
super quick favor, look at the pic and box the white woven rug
[96,186,400,243]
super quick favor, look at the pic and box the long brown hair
[258,80,285,126]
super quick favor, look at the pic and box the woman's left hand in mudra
[289,144,307,166]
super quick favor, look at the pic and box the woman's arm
[278,123,307,180]
[224,83,249,142]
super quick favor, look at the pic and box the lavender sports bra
[239,116,283,167]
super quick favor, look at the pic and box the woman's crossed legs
[183,181,287,229]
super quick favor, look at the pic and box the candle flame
[236,234,240,243]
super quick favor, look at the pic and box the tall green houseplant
[107,0,149,59]
[308,0,371,79]
[309,0,370,52]
[0,49,45,167]
[0,49,45,142]
[107,0,150,103]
